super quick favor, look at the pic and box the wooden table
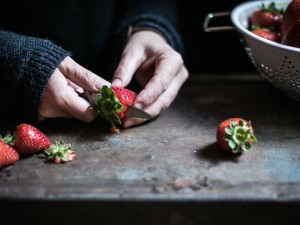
[1,74,300,225]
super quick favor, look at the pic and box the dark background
[178,0,257,74]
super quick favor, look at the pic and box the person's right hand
[38,56,110,122]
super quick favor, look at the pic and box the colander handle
[203,12,235,32]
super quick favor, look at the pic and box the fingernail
[95,83,103,90]
[75,87,84,93]
[134,102,144,109]
[112,79,122,87]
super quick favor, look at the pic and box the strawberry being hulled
[95,85,137,129]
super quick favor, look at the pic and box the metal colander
[203,0,300,101]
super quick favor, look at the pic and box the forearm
[0,30,70,121]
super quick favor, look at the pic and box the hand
[112,30,189,127]
[38,56,110,122]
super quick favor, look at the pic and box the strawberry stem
[260,2,283,14]
[0,132,14,145]
[45,141,74,163]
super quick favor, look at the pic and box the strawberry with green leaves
[0,140,19,169]
[216,118,257,154]
[94,85,137,128]
[15,123,51,155]
[249,2,284,31]
[0,132,15,146]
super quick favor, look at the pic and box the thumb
[59,56,110,91]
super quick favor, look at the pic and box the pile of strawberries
[0,123,75,169]
[249,0,300,48]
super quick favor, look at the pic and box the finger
[38,110,73,121]
[59,88,96,122]
[134,51,184,108]
[39,70,96,122]
[111,47,145,87]
[67,79,84,92]
[123,66,188,128]
[59,56,110,92]
[39,87,95,122]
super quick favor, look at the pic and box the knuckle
[173,51,184,65]
[153,74,169,92]
[141,89,155,105]
[160,96,172,111]
[80,70,90,82]
[182,67,189,81]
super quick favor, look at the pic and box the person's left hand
[112,30,189,127]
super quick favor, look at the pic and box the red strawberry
[15,123,51,155]
[281,19,300,47]
[0,140,19,169]
[216,118,257,154]
[251,28,280,43]
[281,0,300,38]
[95,85,137,128]
[44,141,75,164]
[249,2,283,31]
[111,86,137,119]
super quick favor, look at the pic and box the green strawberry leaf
[94,85,123,128]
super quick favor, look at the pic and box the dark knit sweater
[0,0,183,122]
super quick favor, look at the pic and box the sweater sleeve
[114,0,184,55]
[0,30,71,122]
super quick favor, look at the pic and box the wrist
[126,25,167,42]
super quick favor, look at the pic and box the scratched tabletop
[1,74,300,225]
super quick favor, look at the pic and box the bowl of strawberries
[204,0,300,101]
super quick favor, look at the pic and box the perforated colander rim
[231,0,300,53]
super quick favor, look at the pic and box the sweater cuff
[115,13,184,55]
[19,40,71,122]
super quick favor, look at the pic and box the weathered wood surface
[1,74,300,224]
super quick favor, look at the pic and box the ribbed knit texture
[0,31,70,122]
[116,14,183,55]
[114,0,183,54]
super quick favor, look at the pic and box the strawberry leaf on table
[44,141,75,164]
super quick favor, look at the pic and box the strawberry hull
[95,85,137,128]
